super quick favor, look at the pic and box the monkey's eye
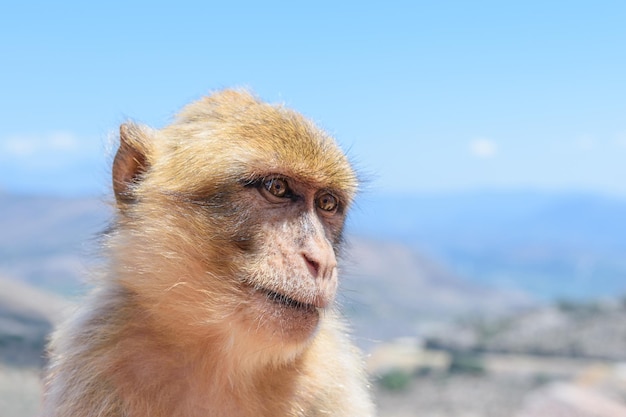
[263,177,291,199]
[316,192,338,213]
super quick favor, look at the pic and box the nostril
[303,253,320,277]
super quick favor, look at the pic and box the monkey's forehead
[154,91,359,198]
[151,133,358,200]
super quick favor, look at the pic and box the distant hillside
[0,193,109,294]
[348,190,626,300]
[341,238,532,347]
[349,191,626,247]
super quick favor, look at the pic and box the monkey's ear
[112,123,152,206]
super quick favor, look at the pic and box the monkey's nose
[303,253,321,277]
[301,250,337,280]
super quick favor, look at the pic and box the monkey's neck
[102,287,309,416]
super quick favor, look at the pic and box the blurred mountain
[349,190,626,245]
[341,238,532,347]
[0,192,109,294]
[348,190,626,300]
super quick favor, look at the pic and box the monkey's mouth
[260,288,317,312]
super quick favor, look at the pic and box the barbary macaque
[42,90,375,417]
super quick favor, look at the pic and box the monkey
[41,89,375,417]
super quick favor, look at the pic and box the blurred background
[2,2,626,416]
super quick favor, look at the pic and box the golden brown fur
[42,90,375,416]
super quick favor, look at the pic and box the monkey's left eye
[316,193,338,213]
[263,177,291,199]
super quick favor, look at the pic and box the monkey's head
[111,90,357,360]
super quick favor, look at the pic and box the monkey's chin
[248,287,322,345]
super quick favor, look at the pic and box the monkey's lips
[261,288,325,311]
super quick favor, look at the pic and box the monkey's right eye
[262,177,291,199]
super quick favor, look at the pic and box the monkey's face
[112,90,358,358]
[233,174,347,347]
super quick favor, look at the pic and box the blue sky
[1,1,626,197]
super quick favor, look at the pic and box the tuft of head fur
[125,89,358,203]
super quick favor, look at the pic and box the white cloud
[0,130,106,195]
[1,131,82,157]
[49,132,79,151]
[469,138,497,159]
[3,137,37,156]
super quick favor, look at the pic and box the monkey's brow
[240,177,266,188]
[240,176,293,192]
[158,189,232,207]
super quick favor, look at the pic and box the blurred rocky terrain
[0,276,69,367]
[369,300,626,417]
[0,276,70,417]
[426,300,626,360]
